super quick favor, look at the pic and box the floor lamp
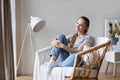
[16,16,46,71]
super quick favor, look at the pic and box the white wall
[16,0,120,75]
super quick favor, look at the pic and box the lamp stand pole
[16,23,34,72]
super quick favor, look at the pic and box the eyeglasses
[75,23,86,28]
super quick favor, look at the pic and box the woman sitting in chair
[46,16,93,74]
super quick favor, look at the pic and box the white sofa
[33,37,110,80]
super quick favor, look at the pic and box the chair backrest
[69,37,111,80]
[93,37,110,46]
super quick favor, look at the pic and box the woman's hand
[50,38,64,48]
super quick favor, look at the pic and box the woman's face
[75,18,88,34]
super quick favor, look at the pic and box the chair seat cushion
[59,67,97,78]
[41,62,97,79]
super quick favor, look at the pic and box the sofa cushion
[83,45,101,67]
[41,63,97,79]
[62,67,97,78]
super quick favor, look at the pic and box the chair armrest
[35,46,52,65]
[36,46,52,54]
[33,46,52,80]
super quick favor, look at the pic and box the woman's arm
[51,39,90,53]
[50,38,78,53]
[62,41,90,53]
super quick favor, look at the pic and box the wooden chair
[65,37,111,80]
[33,37,111,80]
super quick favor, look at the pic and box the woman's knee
[57,34,66,42]
[57,34,68,45]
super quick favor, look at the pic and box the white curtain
[0,0,15,80]
[10,0,16,79]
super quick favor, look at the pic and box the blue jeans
[50,34,75,67]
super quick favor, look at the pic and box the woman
[46,16,93,74]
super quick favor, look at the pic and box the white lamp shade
[30,16,46,32]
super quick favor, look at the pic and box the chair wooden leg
[64,76,71,80]
[113,63,117,77]
[105,62,110,74]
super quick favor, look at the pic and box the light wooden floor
[17,73,120,80]
[17,76,32,80]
